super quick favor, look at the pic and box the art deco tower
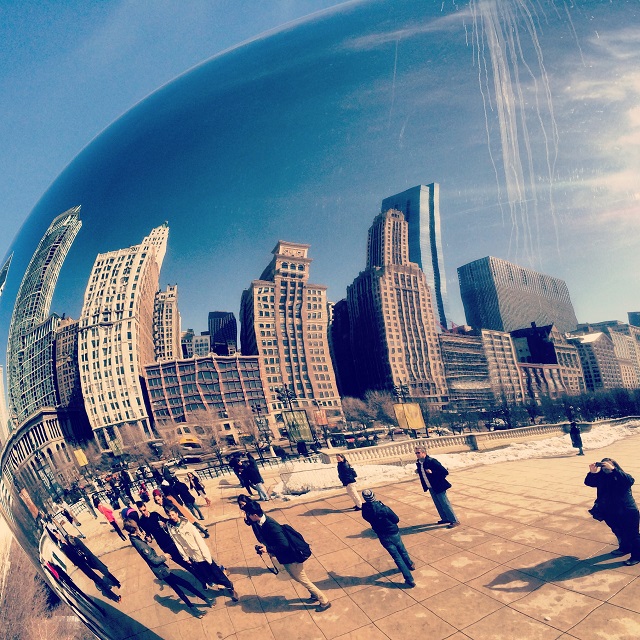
[6,207,82,426]
[153,284,181,362]
[381,184,449,329]
[344,209,447,403]
[78,223,168,452]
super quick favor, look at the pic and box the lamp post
[276,385,296,451]
[252,403,275,458]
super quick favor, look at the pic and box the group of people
[228,453,270,501]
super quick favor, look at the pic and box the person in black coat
[585,458,640,565]
[173,478,205,520]
[361,489,415,587]
[415,446,459,528]
[336,454,362,510]
[244,501,330,611]
[570,422,584,455]
[242,454,269,501]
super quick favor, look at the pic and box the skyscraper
[208,311,237,355]
[240,240,342,423]
[78,223,168,453]
[458,256,578,334]
[6,207,82,427]
[344,209,448,402]
[153,284,181,362]
[381,184,449,329]
[0,253,12,299]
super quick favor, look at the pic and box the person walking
[228,454,249,491]
[153,488,209,538]
[415,446,460,528]
[65,534,121,589]
[336,454,362,511]
[165,505,239,601]
[172,478,205,520]
[243,501,331,612]
[187,471,212,507]
[585,458,640,566]
[570,422,584,456]
[93,496,127,540]
[124,519,212,616]
[242,454,269,501]
[360,489,415,587]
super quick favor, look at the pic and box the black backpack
[281,524,312,562]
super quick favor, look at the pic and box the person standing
[93,496,127,540]
[165,506,239,601]
[243,501,331,612]
[172,478,205,520]
[585,458,640,566]
[336,454,362,511]
[242,454,269,501]
[153,487,209,538]
[360,489,415,587]
[187,471,212,507]
[415,447,459,528]
[124,519,212,616]
[570,422,584,456]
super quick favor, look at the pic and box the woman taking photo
[336,454,362,511]
[585,458,640,566]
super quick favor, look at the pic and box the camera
[255,545,265,555]
[595,462,604,468]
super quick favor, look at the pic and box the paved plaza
[63,434,640,640]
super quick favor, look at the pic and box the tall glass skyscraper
[381,184,449,330]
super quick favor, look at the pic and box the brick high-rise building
[344,209,447,403]
[240,241,342,425]
[480,329,525,404]
[208,311,237,356]
[78,223,168,453]
[153,284,181,362]
[458,256,578,333]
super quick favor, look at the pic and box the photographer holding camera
[585,458,640,566]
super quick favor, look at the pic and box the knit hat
[361,489,375,502]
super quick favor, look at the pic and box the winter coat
[254,515,302,565]
[585,469,638,517]
[130,534,170,579]
[337,460,357,486]
[168,518,212,563]
[97,503,116,523]
[242,457,264,485]
[361,500,400,537]
[570,425,583,448]
[173,480,196,505]
[138,511,176,553]
[416,456,452,494]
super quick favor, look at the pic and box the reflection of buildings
[381,184,449,329]
[340,210,447,404]
[144,354,277,444]
[629,312,640,329]
[567,332,622,392]
[0,367,9,445]
[0,253,12,299]
[480,329,525,404]
[78,223,168,452]
[193,333,211,357]
[6,208,82,428]
[240,240,343,425]
[458,256,578,333]
[208,311,237,355]
[181,328,195,358]
[153,284,181,362]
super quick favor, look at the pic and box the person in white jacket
[166,505,239,601]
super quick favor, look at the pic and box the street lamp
[275,385,296,451]
[252,403,274,458]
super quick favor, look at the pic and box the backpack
[281,524,312,562]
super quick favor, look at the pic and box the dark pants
[605,509,640,560]
[192,560,233,590]
[109,519,127,541]
[163,571,210,606]
[185,501,204,520]
[379,533,413,583]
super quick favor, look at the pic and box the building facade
[153,284,181,362]
[78,223,169,453]
[381,183,449,329]
[567,332,623,392]
[344,210,447,403]
[240,240,343,424]
[208,311,238,355]
[458,256,578,333]
[480,329,525,404]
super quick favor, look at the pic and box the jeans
[186,502,204,520]
[164,571,210,607]
[254,482,269,501]
[430,489,458,524]
[379,533,413,583]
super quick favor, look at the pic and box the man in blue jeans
[415,446,460,528]
[360,489,416,587]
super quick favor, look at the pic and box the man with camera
[243,501,331,611]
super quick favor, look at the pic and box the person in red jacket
[93,496,126,540]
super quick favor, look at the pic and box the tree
[364,390,397,425]
[341,397,371,425]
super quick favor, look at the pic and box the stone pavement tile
[333,622,390,640]
[466,566,544,604]
[538,535,607,558]
[468,517,526,537]
[463,607,562,640]
[349,584,417,621]
[443,527,497,550]
[551,562,635,601]
[308,594,372,639]
[471,502,513,517]
[470,539,533,563]
[351,539,398,563]
[609,577,640,614]
[399,527,445,547]
[256,581,305,623]
[422,583,504,628]
[317,547,366,573]
[329,560,384,594]
[267,609,325,640]
[235,625,276,640]
[322,518,366,540]
[511,583,601,631]
[408,538,461,564]
[506,549,583,582]
[225,593,269,633]
[407,565,461,601]
[571,522,619,545]
[568,602,640,640]
[430,550,499,583]
[535,515,584,534]
[506,526,562,547]
[374,602,457,639]
[308,533,348,556]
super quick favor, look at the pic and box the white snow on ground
[271,420,640,501]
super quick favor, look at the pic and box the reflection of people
[244,501,331,612]
[153,488,209,538]
[187,472,212,506]
[361,489,415,587]
[242,454,269,501]
[570,422,584,456]
[585,458,640,566]
[172,478,205,520]
[336,454,361,510]
[415,447,459,528]
[93,496,127,540]
[124,519,212,616]
[166,506,238,601]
